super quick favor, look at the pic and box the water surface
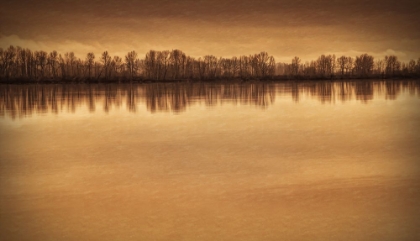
[1,80,419,241]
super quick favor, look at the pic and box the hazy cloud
[1,0,419,62]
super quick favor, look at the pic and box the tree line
[1,45,419,82]
[277,54,420,79]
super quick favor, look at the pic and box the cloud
[1,33,418,64]
[0,35,104,58]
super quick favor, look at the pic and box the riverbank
[1,75,419,84]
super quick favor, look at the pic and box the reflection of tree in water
[279,81,355,103]
[144,83,276,113]
[316,82,333,103]
[384,81,401,100]
[145,84,189,113]
[126,85,138,112]
[0,80,419,118]
[291,82,300,103]
[0,84,131,119]
[403,80,420,96]
[354,81,374,103]
[335,82,354,102]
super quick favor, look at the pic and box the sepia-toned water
[0,80,419,241]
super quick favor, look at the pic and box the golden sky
[1,0,419,62]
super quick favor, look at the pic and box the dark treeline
[1,81,419,118]
[1,46,420,82]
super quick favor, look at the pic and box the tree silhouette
[354,54,374,77]
[0,45,419,82]
[291,56,301,77]
[48,51,58,79]
[337,56,348,77]
[100,51,111,79]
[86,52,95,79]
[125,51,138,80]
[384,55,400,77]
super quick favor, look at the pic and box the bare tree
[337,56,348,77]
[100,51,111,79]
[384,55,400,77]
[204,55,218,79]
[47,51,59,79]
[86,52,95,79]
[35,51,48,78]
[408,59,416,75]
[112,56,122,78]
[160,51,170,80]
[125,51,138,80]
[291,56,301,77]
[375,59,385,76]
[0,46,17,79]
[354,54,374,77]
[144,50,157,80]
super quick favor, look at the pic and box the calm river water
[0,80,419,241]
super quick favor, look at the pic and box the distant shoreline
[1,76,419,84]
[1,47,419,85]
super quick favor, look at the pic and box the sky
[1,0,419,63]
